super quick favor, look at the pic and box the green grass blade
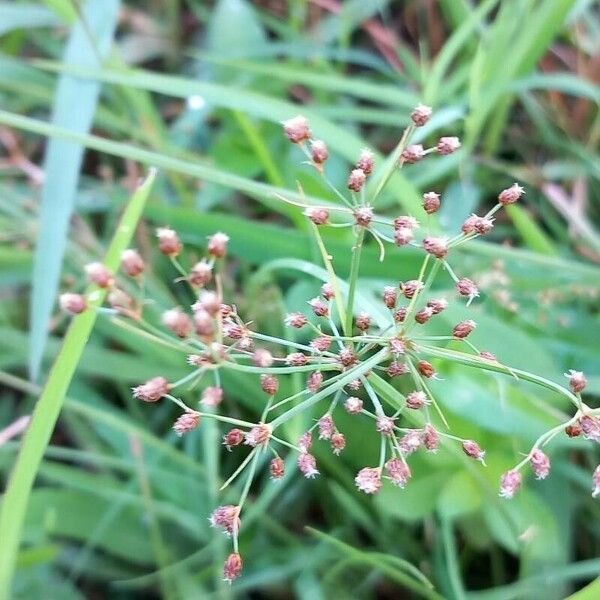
[29,0,120,381]
[0,4,60,35]
[0,170,156,600]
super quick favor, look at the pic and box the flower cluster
[59,105,598,583]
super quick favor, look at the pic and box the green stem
[344,228,365,336]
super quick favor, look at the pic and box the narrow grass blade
[0,170,156,600]
[29,0,120,381]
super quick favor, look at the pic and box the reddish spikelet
[401,280,424,299]
[387,361,409,377]
[394,227,414,246]
[156,227,182,257]
[355,467,382,494]
[309,297,329,318]
[223,553,243,583]
[223,321,244,340]
[462,440,486,463]
[411,104,432,126]
[173,412,200,436]
[307,371,323,393]
[406,391,428,410]
[194,290,220,316]
[305,207,330,225]
[260,374,279,396]
[285,312,308,328]
[356,148,374,175]
[427,298,448,314]
[162,308,193,338]
[399,431,423,455]
[389,338,406,356]
[85,262,113,288]
[422,192,441,214]
[270,457,285,480]
[437,136,461,155]
[355,312,371,331]
[498,183,524,205]
[565,370,587,394]
[565,422,582,438]
[286,352,308,366]
[456,278,479,302]
[223,428,245,450]
[453,319,477,339]
[298,431,313,452]
[580,416,600,443]
[189,260,213,286]
[463,214,494,235]
[401,144,424,163]
[499,470,522,499]
[348,169,366,193]
[244,424,271,447]
[530,449,550,479]
[298,452,319,478]
[201,386,224,407]
[121,249,145,276]
[417,360,435,378]
[193,309,214,337]
[207,232,229,258]
[376,416,396,436]
[310,140,329,164]
[60,293,87,315]
[385,458,411,488]
[415,307,434,324]
[339,347,357,368]
[318,414,335,440]
[423,236,449,259]
[383,286,397,308]
[282,115,310,143]
[210,505,240,536]
[394,215,419,230]
[331,432,346,455]
[353,205,373,227]
[344,396,363,414]
[321,282,335,300]
[310,336,332,353]
[423,424,439,452]
[394,307,407,323]
[347,379,362,391]
[132,377,169,402]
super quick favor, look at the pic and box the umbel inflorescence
[60,105,598,583]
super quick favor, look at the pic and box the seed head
[305,206,329,225]
[108,289,133,313]
[387,361,408,377]
[220,302,234,318]
[298,431,313,452]
[427,298,448,314]
[132,376,169,402]
[401,144,424,163]
[355,467,382,494]
[348,169,366,193]
[162,308,193,338]
[463,214,494,235]
[223,428,245,450]
[201,386,223,407]
[456,278,479,302]
[318,414,335,440]
[423,424,439,452]
[85,262,113,288]
[189,260,213,286]
[207,232,229,258]
[156,227,182,257]
[298,452,319,478]
[394,307,407,323]
[394,215,419,230]
[389,339,406,356]
[406,391,428,410]
[194,309,215,336]
[479,350,497,361]
[310,336,332,353]
[592,466,600,498]
[195,290,220,316]
[59,293,87,315]
[347,379,362,391]
[282,115,310,143]
[385,458,411,487]
[417,360,435,378]
[210,505,240,536]
[462,440,486,463]
[223,321,244,340]
[356,148,375,175]
[353,205,373,227]
[423,236,449,259]
[383,286,397,308]
[244,424,271,447]
[499,470,522,499]
[309,297,329,318]
[437,136,461,155]
[339,347,357,368]
[310,140,329,164]
[498,183,524,205]
[411,104,432,126]
[565,422,582,438]
[565,370,587,394]
[331,432,346,455]
[286,352,308,366]
[401,280,424,299]
[121,249,145,277]
[260,374,279,396]
[270,456,285,480]
[422,192,441,214]
[285,312,308,328]
[344,396,363,414]
[399,431,423,455]
[223,553,242,583]
[580,416,600,443]
[415,306,434,324]
[321,282,335,300]
[355,312,371,331]
[530,449,550,479]
[307,371,323,393]
[394,227,414,246]
[453,319,477,339]
[376,416,396,436]
[173,412,200,436]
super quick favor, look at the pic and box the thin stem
[344,228,365,337]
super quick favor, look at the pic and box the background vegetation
[0,0,598,598]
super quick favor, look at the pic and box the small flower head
[331,432,346,455]
[406,391,428,410]
[85,262,113,288]
[348,169,366,193]
[310,336,332,353]
[59,293,87,315]
[423,424,439,452]
[201,386,224,407]
[385,458,411,487]
[530,449,550,480]
[427,298,448,314]
[356,148,375,175]
[298,452,319,478]
[244,424,271,447]
[499,470,522,499]
[355,467,382,494]
[282,115,310,143]
[210,505,240,536]
[298,431,313,452]
[456,278,479,302]
[389,338,406,356]
[453,319,477,339]
[565,370,587,394]
[305,207,330,225]
[387,361,409,377]
[344,396,363,414]
[194,309,215,337]
[353,205,373,227]
[347,379,362,391]
[286,352,308,366]
[394,307,407,323]
[463,215,494,235]
[321,282,335,300]
[223,553,243,583]
[223,321,244,340]
[422,192,441,214]
[318,414,335,440]
[156,227,182,257]
[399,431,423,455]
[309,297,329,318]
[270,457,285,480]
[565,422,582,438]
[580,416,600,443]
[401,280,424,299]
[173,412,200,436]
[376,416,396,436]
[498,183,524,205]
[307,371,323,393]
[415,306,434,324]
[592,466,600,498]
[401,144,424,163]
[394,215,419,230]
[437,136,461,155]
[108,289,133,312]
[411,104,432,127]
[189,260,213,286]
[207,232,229,258]
[339,346,357,368]
[423,236,449,259]
[223,428,245,450]
[121,249,145,277]
[194,290,220,316]
[462,440,486,463]
[383,286,397,308]
[355,312,371,331]
[394,227,414,246]
[260,374,279,396]
[285,312,308,329]
[417,360,435,378]
[132,376,169,402]
[310,140,329,164]
[162,308,193,338]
